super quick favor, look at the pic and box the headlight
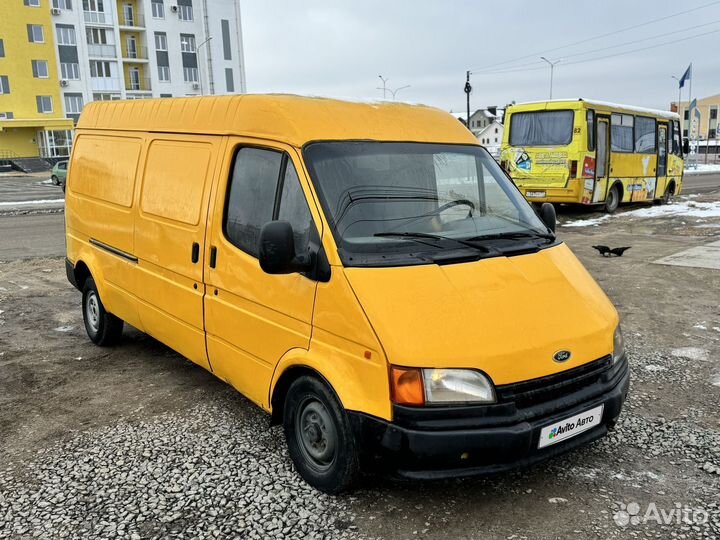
[612,325,625,364]
[390,366,496,406]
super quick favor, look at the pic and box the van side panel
[65,132,144,330]
[133,135,220,372]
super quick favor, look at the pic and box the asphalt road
[0,172,718,262]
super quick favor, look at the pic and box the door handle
[209,246,217,268]
[191,242,200,263]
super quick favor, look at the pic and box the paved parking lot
[0,178,719,539]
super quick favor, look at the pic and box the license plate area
[538,404,604,449]
[526,191,546,198]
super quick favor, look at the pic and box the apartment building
[671,93,719,141]
[0,0,75,160]
[1,0,246,159]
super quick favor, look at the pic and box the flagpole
[689,63,693,169]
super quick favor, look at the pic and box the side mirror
[258,221,312,274]
[683,138,690,155]
[539,202,556,233]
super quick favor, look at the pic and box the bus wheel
[283,376,359,494]
[661,184,675,205]
[604,185,621,214]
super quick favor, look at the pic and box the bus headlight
[612,325,625,364]
[423,369,496,404]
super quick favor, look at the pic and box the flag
[678,63,692,88]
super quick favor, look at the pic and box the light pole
[540,56,560,99]
[377,84,411,100]
[197,36,213,96]
[378,75,389,99]
[671,75,682,115]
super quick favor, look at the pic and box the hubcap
[85,291,100,332]
[295,398,337,471]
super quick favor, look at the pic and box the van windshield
[509,110,574,146]
[303,142,552,267]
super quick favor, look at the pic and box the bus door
[656,123,668,199]
[593,117,610,203]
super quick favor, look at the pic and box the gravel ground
[1,193,719,539]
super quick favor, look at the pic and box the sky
[240,0,720,113]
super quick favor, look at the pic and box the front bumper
[349,355,629,479]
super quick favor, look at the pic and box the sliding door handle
[209,246,217,268]
[191,242,200,263]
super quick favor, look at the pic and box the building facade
[0,0,75,159]
[1,0,246,159]
[671,93,719,141]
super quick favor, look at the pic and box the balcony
[118,12,145,28]
[87,43,117,58]
[90,77,122,92]
[125,77,152,92]
[121,45,149,61]
[83,10,112,25]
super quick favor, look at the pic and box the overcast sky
[241,0,720,113]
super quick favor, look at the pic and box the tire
[661,184,674,205]
[604,184,621,214]
[82,277,124,346]
[283,376,359,494]
[51,175,59,185]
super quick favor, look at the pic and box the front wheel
[661,184,674,205]
[604,185,621,213]
[82,277,124,346]
[51,175,59,185]
[283,376,359,493]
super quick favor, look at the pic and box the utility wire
[469,0,720,74]
[471,18,720,74]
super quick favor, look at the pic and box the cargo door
[133,135,221,371]
[203,139,320,408]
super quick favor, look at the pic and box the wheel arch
[269,363,338,426]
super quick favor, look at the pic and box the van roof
[76,94,478,147]
[509,98,680,121]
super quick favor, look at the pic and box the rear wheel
[51,175,59,185]
[82,277,123,346]
[661,183,675,205]
[604,185,621,213]
[283,376,359,493]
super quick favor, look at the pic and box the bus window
[672,120,682,155]
[634,117,656,153]
[611,114,634,152]
[587,110,595,151]
[509,110,574,146]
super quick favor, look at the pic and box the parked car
[51,161,68,190]
[65,95,629,493]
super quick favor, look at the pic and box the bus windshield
[303,142,550,267]
[509,110,574,146]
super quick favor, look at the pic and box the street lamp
[197,36,213,96]
[540,56,560,99]
[671,75,682,113]
[376,84,411,100]
[378,75,389,99]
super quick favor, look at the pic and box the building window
[0,39,4,58]
[89,60,112,77]
[27,25,45,43]
[31,60,49,78]
[180,34,195,52]
[154,32,167,50]
[52,0,73,8]
[159,93,172,98]
[0,112,15,120]
[221,19,232,60]
[60,62,80,80]
[151,0,164,18]
[0,76,10,95]
[38,130,73,158]
[683,129,688,138]
[82,0,104,11]
[86,27,108,44]
[64,93,84,114]
[25,0,41,7]
[710,107,718,120]
[158,65,170,81]
[36,96,54,113]
[183,67,198,82]
[225,68,234,93]
[93,92,121,100]
[178,4,193,21]
[56,25,76,45]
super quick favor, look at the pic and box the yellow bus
[500,99,685,212]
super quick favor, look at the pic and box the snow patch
[0,199,65,207]
[644,364,668,372]
[623,201,720,220]
[54,326,74,332]
[562,215,612,228]
[671,347,709,361]
[685,163,720,174]
[693,323,707,330]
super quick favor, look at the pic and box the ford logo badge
[553,350,572,363]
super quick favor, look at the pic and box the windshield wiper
[374,231,497,252]
[467,230,556,242]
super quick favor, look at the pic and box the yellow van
[65,95,629,493]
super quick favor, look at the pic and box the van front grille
[496,355,613,409]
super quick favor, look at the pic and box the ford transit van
[65,95,629,493]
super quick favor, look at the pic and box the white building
[449,107,505,158]
[49,0,246,122]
